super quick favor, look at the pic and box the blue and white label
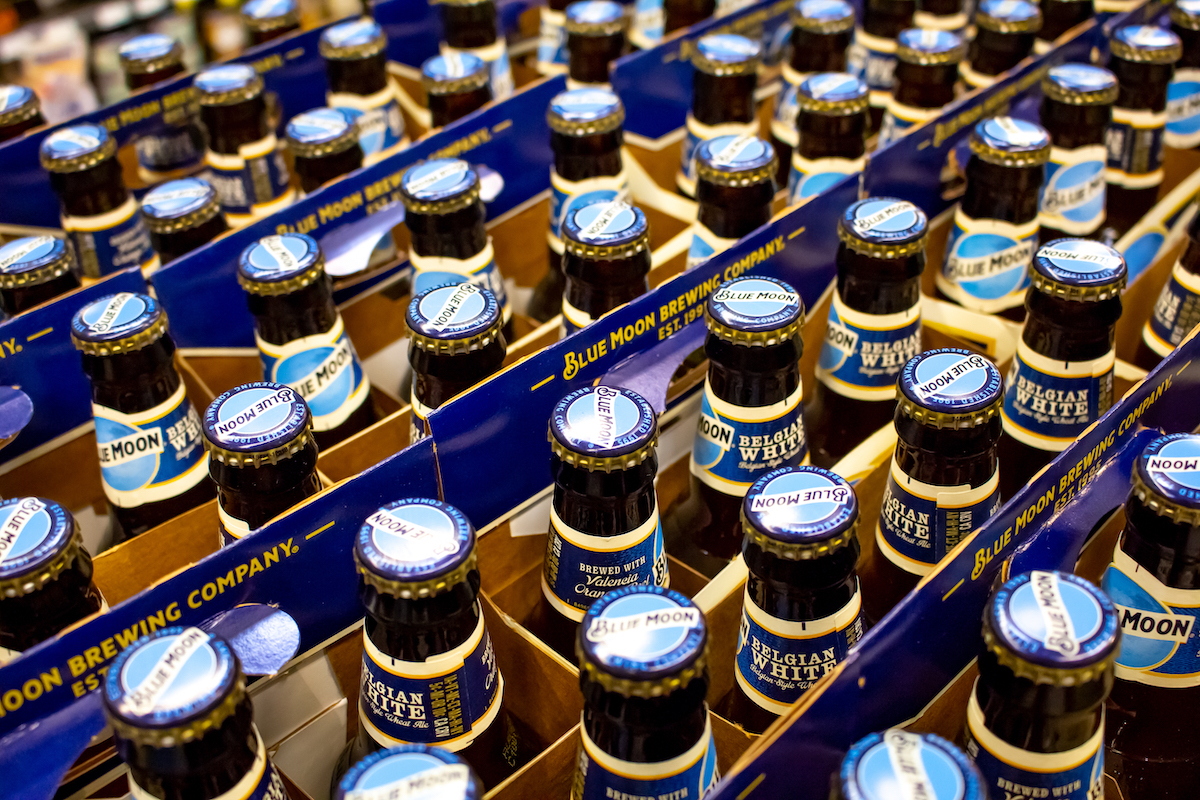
[131,732,288,800]
[116,627,223,717]
[771,80,804,147]
[630,0,664,49]
[1040,145,1108,236]
[410,241,511,323]
[548,170,630,252]
[329,84,407,166]
[537,7,569,74]
[573,717,719,800]
[206,134,294,223]
[686,223,740,269]
[816,291,921,401]
[938,210,1038,313]
[846,29,897,108]
[63,197,158,279]
[134,118,203,182]
[1107,106,1167,189]
[94,383,209,509]
[1002,340,1115,452]
[1142,260,1200,358]
[1166,68,1200,150]
[444,39,512,100]
[788,154,865,204]
[678,116,759,197]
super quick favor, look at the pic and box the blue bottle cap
[0,235,73,288]
[194,64,263,106]
[286,107,359,157]
[354,498,477,597]
[694,133,777,187]
[1171,0,1200,30]
[406,283,502,353]
[237,233,326,295]
[0,497,82,587]
[985,570,1119,679]
[337,745,483,800]
[968,116,1050,167]
[242,0,299,30]
[975,0,1041,34]
[896,28,967,65]
[547,87,625,136]
[1132,433,1200,520]
[839,197,928,257]
[103,627,242,744]
[141,177,222,233]
[897,348,1004,426]
[791,0,855,33]
[705,275,804,346]
[840,729,987,800]
[421,52,490,94]
[1043,63,1118,106]
[742,466,859,556]
[0,84,39,127]
[1030,238,1127,302]
[692,33,762,76]
[1111,24,1183,64]
[565,0,626,35]
[400,158,480,213]
[202,381,313,465]
[579,586,708,693]
[39,124,115,172]
[320,17,387,60]
[561,200,650,259]
[118,33,181,74]
[549,385,658,469]
[71,292,167,355]
[798,72,869,114]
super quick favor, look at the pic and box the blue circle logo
[709,276,802,333]
[0,497,65,575]
[287,108,353,143]
[977,116,1050,151]
[993,571,1117,668]
[1117,24,1179,52]
[569,0,624,24]
[1048,63,1116,94]
[324,17,382,48]
[851,731,971,800]
[195,64,256,95]
[582,588,706,678]
[1034,239,1126,285]
[0,85,33,113]
[424,52,485,81]
[403,159,475,201]
[802,72,867,103]
[550,88,622,122]
[117,630,225,717]
[847,197,925,241]
[143,178,214,219]
[206,384,307,451]
[555,386,654,456]
[77,293,154,341]
[244,0,296,19]
[410,283,497,339]
[0,236,62,274]
[368,504,464,564]
[1139,434,1200,506]
[902,349,1001,412]
[43,124,106,160]
[696,33,761,62]
[898,28,962,54]
[745,467,856,542]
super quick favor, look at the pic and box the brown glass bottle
[242,0,300,46]
[421,52,493,128]
[878,28,964,147]
[320,18,408,166]
[565,0,625,87]
[688,134,776,267]
[0,85,45,141]
[284,107,364,195]
[140,177,230,265]
[0,236,80,318]
[960,0,1040,91]
[437,0,514,99]
[1135,210,1200,370]
[664,0,714,36]
[786,72,868,205]
[1168,0,1200,152]
[120,34,205,184]
[559,199,651,334]
[850,0,915,132]
[1035,0,1092,55]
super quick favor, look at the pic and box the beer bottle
[195,64,295,226]
[285,107,364,195]
[572,586,719,800]
[242,0,300,47]
[721,466,864,734]
[1102,433,1200,797]
[400,158,514,339]
[533,87,629,322]
[0,236,80,317]
[336,745,483,800]
[771,0,855,187]
[964,570,1117,800]
[102,627,293,800]
[0,498,104,664]
[847,0,915,132]
[119,33,185,91]
[335,498,528,789]
[320,18,408,167]
[998,239,1125,501]
[1035,0,1093,56]
[407,283,507,442]
[664,0,714,37]
[938,116,1050,317]
[422,52,493,128]
[960,0,1041,92]
[879,28,964,146]
[630,0,665,51]
[1038,64,1118,242]
[140,177,230,265]
[787,72,868,205]
[663,276,808,577]
[526,385,668,661]
[913,0,966,33]
[806,197,928,468]
[1135,209,1200,370]
[119,34,206,185]
[565,0,626,89]
[1105,25,1181,238]
[40,124,159,279]
[201,381,320,546]
[833,730,987,800]
[1166,0,1200,151]
[437,0,515,100]
[859,348,1003,622]
[71,292,213,543]
[0,84,44,142]
[687,134,776,267]
[677,34,761,198]
[237,233,374,449]
[538,0,571,76]
[560,199,650,334]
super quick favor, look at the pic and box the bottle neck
[790,29,851,74]
[568,32,624,85]
[562,250,650,318]
[82,338,181,413]
[705,336,803,407]
[210,441,320,530]
[0,271,80,316]
[696,181,774,239]
[1179,234,1200,278]
[962,156,1043,225]
[692,72,756,127]
[836,246,923,313]
[50,159,129,218]
[249,24,298,46]
[440,2,499,48]
[0,551,102,653]
[968,29,1035,77]
[326,52,389,96]
[151,214,231,265]
[893,414,1001,488]
[796,110,866,160]
[1121,498,1200,590]
[1039,97,1111,149]
[551,129,624,181]
[429,85,492,128]
[665,0,716,34]
[1021,291,1121,361]
[361,575,483,661]
[552,455,658,536]
[125,61,184,92]
[200,97,270,155]
[1040,0,1093,44]
[405,202,488,260]
[744,540,860,620]
[0,111,45,142]
[1175,24,1200,69]
[862,0,915,38]
[295,148,363,194]
[893,61,958,109]
[581,675,709,762]
[410,339,507,409]
[245,277,339,345]
[1111,58,1172,112]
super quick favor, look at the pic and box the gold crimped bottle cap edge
[1041,73,1120,106]
[355,546,479,599]
[969,131,1051,167]
[243,5,300,30]
[1130,465,1200,526]
[400,174,481,215]
[548,426,659,472]
[1111,30,1183,63]
[791,4,855,33]
[108,673,247,748]
[1172,2,1200,31]
[982,623,1116,686]
[690,40,761,77]
[0,244,74,289]
[837,224,928,259]
[975,3,1042,33]
[287,116,360,159]
[119,40,184,75]
[40,131,117,173]
[71,307,169,355]
[0,90,40,127]
[565,11,625,36]
[562,224,651,261]
[0,518,89,598]
[408,314,504,355]
[896,392,1002,429]
[695,154,777,187]
[195,70,264,106]
[237,259,325,296]
[896,38,968,65]
[741,508,859,559]
[142,192,223,234]
[319,23,387,59]
[704,302,803,347]
[547,97,625,136]
[577,638,709,697]
[797,90,870,115]
[1029,266,1126,302]
[422,62,491,95]
[203,421,314,468]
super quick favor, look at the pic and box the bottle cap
[103,627,244,747]
[968,116,1051,167]
[897,349,1004,429]
[319,17,387,59]
[242,0,300,32]
[0,236,74,290]
[237,233,326,295]
[838,197,928,258]
[839,730,987,800]
[0,498,89,598]
[547,87,625,136]
[798,71,869,115]
[791,0,855,34]
[691,33,761,77]
[194,64,263,106]
[984,570,1118,684]
[406,283,503,355]
[400,158,480,215]
[565,0,626,36]
[975,0,1041,33]
[354,498,477,599]
[40,124,116,173]
[141,177,223,234]
[561,200,650,261]
[286,107,360,159]
[1042,63,1119,106]
[896,28,967,65]
[705,275,804,347]
[741,467,858,559]
[421,52,490,95]
[1171,0,1200,31]
[0,85,41,128]
[694,133,777,186]
[578,586,708,696]
[118,33,182,75]
[72,293,168,356]
[1131,433,1200,525]
[202,382,314,467]
[1111,24,1183,64]
[1030,238,1127,302]
[549,385,657,471]
[337,746,483,800]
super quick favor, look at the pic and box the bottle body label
[1166,68,1200,150]
[629,0,664,49]
[938,209,1037,313]
[135,118,203,181]
[359,610,503,751]
[1001,340,1115,452]
[771,71,807,147]
[255,315,371,433]
[93,383,209,509]
[686,222,741,269]
[735,584,864,713]
[206,134,295,223]
[572,716,720,800]
[62,196,159,279]
[678,116,759,196]
[847,29,897,108]
[130,730,287,800]
[548,170,630,252]
[788,153,865,204]
[1142,260,1200,358]
[537,8,569,74]
[878,101,939,147]
[411,241,512,323]
[816,291,921,400]
[444,39,513,99]
[690,380,808,495]
[1106,106,1167,188]
[328,84,408,166]
[1103,547,1200,688]
[1040,144,1108,236]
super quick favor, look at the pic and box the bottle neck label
[878,101,940,147]
[205,133,295,224]
[937,209,1037,314]
[549,170,630,252]
[1166,68,1200,150]
[690,378,809,496]
[771,82,806,147]
[536,8,569,74]
[359,608,504,751]
[629,0,664,50]
[911,9,968,32]
[1142,259,1200,358]
[255,314,371,433]
[716,0,755,15]
[410,392,435,443]
[1001,340,1115,452]
[735,582,864,714]
[875,456,1001,576]
[328,82,409,166]
[573,713,719,800]
[129,729,287,800]
[561,295,592,335]
[62,196,160,279]
[443,40,513,99]
[847,29,897,107]
[1102,546,1200,688]
[959,60,999,91]
[1106,106,1167,189]
[1040,144,1108,236]
[788,153,865,204]
[1095,0,1140,11]
[411,240,512,323]
[219,502,252,547]
[686,222,741,269]
[679,116,759,196]
[134,118,204,182]
[964,684,1105,800]
[816,289,921,400]
[93,383,210,509]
